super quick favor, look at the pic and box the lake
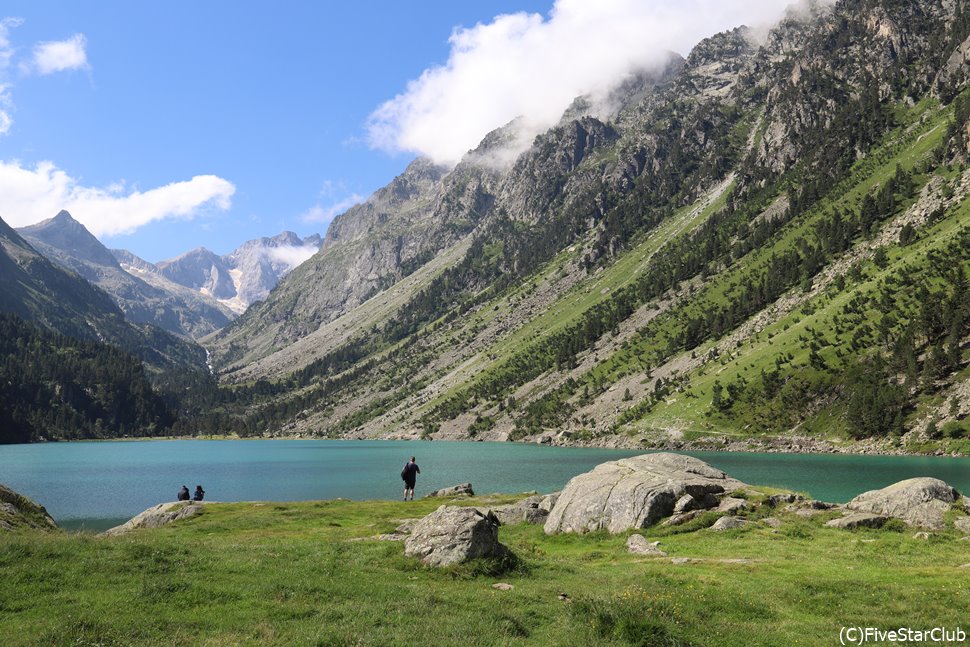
[1,439,968,531]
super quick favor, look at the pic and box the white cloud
[266,244,320,270]
[0,159,235,236]
[0,18,21,135]
[301,193,364,226]
[31,33,88,75]
[368,0,797,166]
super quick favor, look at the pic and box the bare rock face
[543,453,746,534]
[953,516,970,535]
[845,478,958,530]
[404,505,509,567]
[425,483,474,498]
[103,501,205,536]
[0,484,58,532]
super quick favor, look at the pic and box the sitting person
[177,485,190,501]
[192,485,205,501]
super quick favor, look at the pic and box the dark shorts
[404,478,416,489]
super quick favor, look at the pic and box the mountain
[0,214,206,374]
[18,211,233,339]
[152,231,322,314]
[188,0,970,452]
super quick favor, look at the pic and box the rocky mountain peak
[18,210,120,269]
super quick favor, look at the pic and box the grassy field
[2,494,967,646]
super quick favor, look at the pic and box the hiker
[177,485,190,501]
[193,485,205,501]
[401,456,420,501]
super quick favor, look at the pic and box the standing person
[401,456,420,501]
[177,485,190,501]
[192,485,205,501]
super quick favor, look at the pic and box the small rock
[663,510,703,526]
[806,500,835,510]
[762,517,782,528]
[960,563,970,569]
[717,497,749,514]
[558,592,571,602]
[375,533,408,541]
[794,508,824,518]
[492,583,514,591]
[766,493,801,507]
[710,516,748,531]
[425,483,474,498]
[673,494,700,514]
[912,532,931,540]
[626,534,667,556]
[670,557,697,565]
[825,513,888,530]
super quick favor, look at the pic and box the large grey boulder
[0,484,58,532]
[425,483,474,498]
[404,505,509,567]
[953,517,970,534]
[544,453,746,534]
[103,501,205,536]
[627,534,667,556]
[845,478,959,530]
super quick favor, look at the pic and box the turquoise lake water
[1,439,968,531]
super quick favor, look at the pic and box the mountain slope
[18,211,233,339]
[192,0,970,453]
[0,214,206,373]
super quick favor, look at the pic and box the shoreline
[13,431,970,458]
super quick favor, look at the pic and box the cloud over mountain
[367,0,797,165]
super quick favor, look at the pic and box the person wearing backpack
[401,456,420,501]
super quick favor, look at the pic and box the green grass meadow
[2,495,967,646]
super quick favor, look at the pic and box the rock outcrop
[0,484,58,532]
[404,505,509,567]
[844,478,959,530]
[544,453,747,534]
[425,483,475,498]
[103,501,206,536]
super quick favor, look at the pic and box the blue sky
[0,1,795,263]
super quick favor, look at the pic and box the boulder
[710,516,749,531]
[0,485,58,532]
[717,497,750,514]
[825,513,888,530]
[103,501,205,535]
[845,478,958,530]
[762,517,782,528]
[425,483,474,498]
[544,453,746,534]
[953,517,970,534]
[963,497,970,514]
[490,496,549,526]
[626,534,667,556]
[404,505,510,567]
